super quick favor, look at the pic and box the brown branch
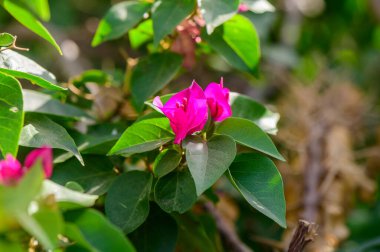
[287,220,318,252]
[204,202,253,252]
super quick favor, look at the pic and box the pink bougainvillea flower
[153,81,208,144]
[0,154,24,186]
[0,146,53,186]
[238,3,250,12]
[204,78,232,122]
[24,146,53,178]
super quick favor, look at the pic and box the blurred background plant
[1,0,380,251]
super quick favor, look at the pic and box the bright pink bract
[204,78,232,122]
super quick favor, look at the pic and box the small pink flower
[153,81,208,144]
[204,78,232,122]
[24,146,53,178]
[0,154,23,186]
[0,146,53,186]
[238,3,250,12]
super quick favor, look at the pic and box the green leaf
[227,153,286,227]
[52,156,117,195]
[129,19,153,49]
[153,149,182,177]
[2,1,61,54]
[65,209,136,252]
[198,0,239,34]
[23,90,90,120]
[92,1,152,46]
[0,72,23,156]
[0,50,64,90]
[19,0,51,21]
[109,117,174,156]
[152,0,195,45]
[184,135,236,195]
[216,117,284,161]
[154,169,197,213]
[129,203,178,252]
[230,92,279,134]
[131,52,182,111]
[0,160,44,214]
[174,213,217,252]
[202,14,260,74]
[0,241,23,252]
[40,180,98,210]
[64,223,97,251]
[105,171,152,234]
[19,113,84,165]
[0,32,15,47]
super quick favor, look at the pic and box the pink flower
[238,3,249,12]
[24,146,53,178]
[0,155,23,186]
[0,146,53,186]
[204,78,232,122]
[153,81,208,144]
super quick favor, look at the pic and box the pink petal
[152,96,164,109]
[0,154,23,186]
[24,146,53,178]
[204,81,232,122]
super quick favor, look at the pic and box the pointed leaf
[228,153,286,227]
[153,149,182,177]
[184,135,236,195]
[216,117,284,161]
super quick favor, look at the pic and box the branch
[204,202,253,252]
[287,220,318,252]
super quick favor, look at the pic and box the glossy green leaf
[23,90,90,120]
[198,0,239,34]
[105,171,152,234]
[154,169,197,213]
[40,180,98,210]
[153,149,182,177]
[65,209,136,252]
[184,135,236,195]
[0,32,15,47]
[2,1,61,53]
[19,113,84,165]
[92,1,152,46]
[129,19,153,49]
[109,117,174,156]
[152,0,195,45]
[129,203,178,252]
[0,50,63,90]
[20,0,51,21]
[202,15,260,74]
[131,52,182,111]
[216,117,284,161]
[52,156,117,195]
[0,72,23,156]
[228,153,286,227]
[230,92,279,134]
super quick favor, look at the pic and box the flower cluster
[153,79,232,144]
[0,146,53,186]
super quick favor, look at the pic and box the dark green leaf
[154,169,197,213]
[152,0,195,45]
[0,32,15,47]
[2,1,61,53]
[216,117,285,161]
[0,72,23,156]
[153,149,182,177]
[52,156,117,195]
[129,203,178,252]
[65,209,136,252]
[92,1,152,46]
[23,90,90,120]
[131,52,182,111]
[0,50,63,90]
[105,171,152,234]
[184,135,236,195]
[109,117,174,156]
[228,153,286,227]
[199,0,239,34]
[19,113,84,165]
[202,15,260,74]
